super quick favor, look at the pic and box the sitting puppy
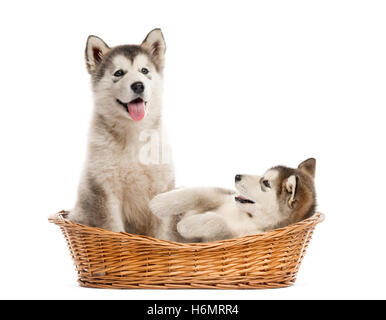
[150,158,317,242]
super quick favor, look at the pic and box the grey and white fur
[150,159,317,242]
[68,29,175,236]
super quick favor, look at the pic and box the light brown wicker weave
[49,211,324,289]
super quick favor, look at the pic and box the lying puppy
[150,158,316,242]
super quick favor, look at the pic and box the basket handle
[48,210,69,224]
[315,212,326,224]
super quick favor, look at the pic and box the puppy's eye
[114,69,124,77]
[141,67,149,75]
[263,180,271,188]
[247,213,253,218]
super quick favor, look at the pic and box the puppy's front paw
[177,218,197,239]
[177,213,230,241]
[149,193,175,218]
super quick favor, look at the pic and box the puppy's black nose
[235,175,242,182]
[131,82,144,94]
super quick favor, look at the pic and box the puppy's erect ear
[298,158,316,178]
[85,35,110,74]
[141,28,166,70]
[285,175,298,208]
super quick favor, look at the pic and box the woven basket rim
[49,210,324,249]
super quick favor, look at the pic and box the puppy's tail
[149,187,235,218]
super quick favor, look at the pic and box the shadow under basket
[49,211,324,289]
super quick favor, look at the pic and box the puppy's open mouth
[116,98,147,121]
[235,195,255,204]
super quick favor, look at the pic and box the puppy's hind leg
[69,175,125,233]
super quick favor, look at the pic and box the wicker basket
[49,211,324,289]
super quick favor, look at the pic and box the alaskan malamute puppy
[69,29,174,236]
[150,159,316,242]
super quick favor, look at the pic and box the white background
[0,0,385,300]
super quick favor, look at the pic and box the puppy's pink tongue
[127,100,145,121]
